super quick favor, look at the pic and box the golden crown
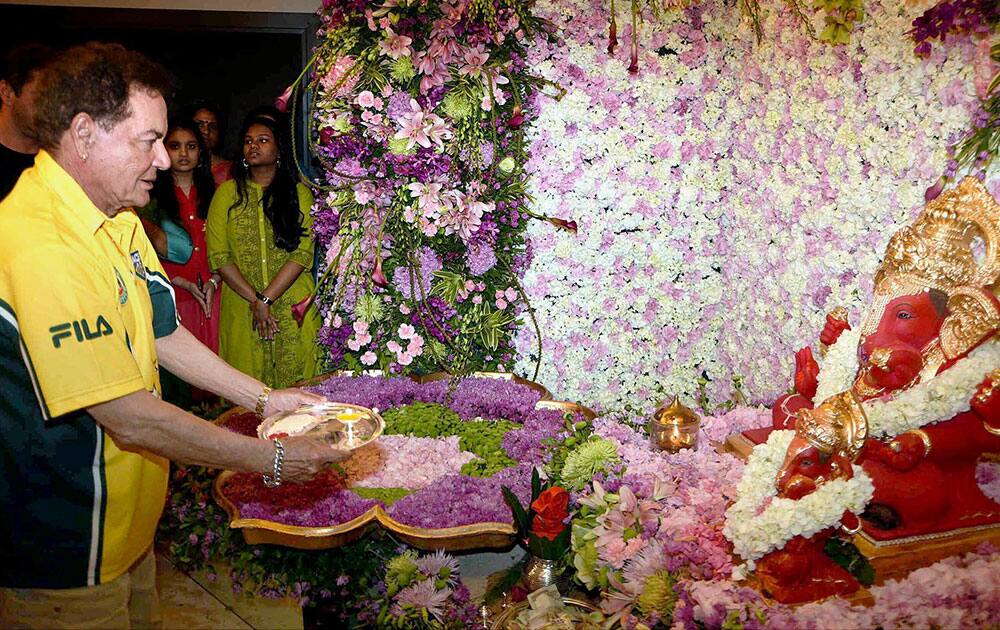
[861,177,1000,363]
[874,177,1000,292]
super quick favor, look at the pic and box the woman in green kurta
[206,115,321,388]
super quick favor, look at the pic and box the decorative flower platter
[213,372,595,551]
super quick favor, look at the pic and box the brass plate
[257,402,384,451]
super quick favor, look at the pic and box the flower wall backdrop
[514,0,998,411]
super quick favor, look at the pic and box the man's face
[88,89,169,212]
[1,73,42,140]
[193,108,219,151]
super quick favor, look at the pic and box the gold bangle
[255,386,272,417]
[984,419,1000,437]
[907,429,932,458]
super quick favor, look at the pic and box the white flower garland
[813,329,1000,439]
[723,430,874,571]
[813,327,863,403]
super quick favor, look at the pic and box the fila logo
[50,316,114,348]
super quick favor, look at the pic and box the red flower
[529,486,569,541]
[507,104,524,128]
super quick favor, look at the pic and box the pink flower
[274,84,294,113]
[397,352,414,366]
[393,99,454,150]
[458,45,489,78]
[398,323,416,339]
[291,294,314,327]
[356,90,376,108]
[379,28,412,60]
[360,351,377,365]
[387,340,402,354]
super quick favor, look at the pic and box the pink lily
[372,257,389,288]
[548,216,578,233]
[275,84,294,113]
[291,294,314,327]
[924,176,946,201]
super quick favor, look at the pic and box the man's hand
[794,347,819,401]
[279,436,352,482]
[264,387,327,417]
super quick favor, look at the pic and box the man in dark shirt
[0,44,53,199]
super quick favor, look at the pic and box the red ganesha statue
[727,177,1000,603]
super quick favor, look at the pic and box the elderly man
[0,43,349,628]
[0,43,54,198]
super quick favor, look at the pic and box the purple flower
[392,247,442,300]
[465,240,497,275]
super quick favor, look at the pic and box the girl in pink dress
[150,118,221,352]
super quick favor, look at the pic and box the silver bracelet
[262,439,284,487]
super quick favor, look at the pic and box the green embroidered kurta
[206,179,321,388]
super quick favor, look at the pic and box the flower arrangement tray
[212,371,594,552]
[212,471,517,551]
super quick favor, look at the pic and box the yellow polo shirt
[0,150,177,588]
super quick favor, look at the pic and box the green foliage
[558,437,621,491]
[430,270,467,305]
[352,486,411,505]
[824,537,876,587]
[381,402,518,477]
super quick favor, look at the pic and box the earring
[276,157,281,167]
[242,158,248,168]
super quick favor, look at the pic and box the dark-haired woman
[192,103,232,185]
[206,115,320,388]
[151,119,221,352]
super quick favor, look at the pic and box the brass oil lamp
[649,397,701,453]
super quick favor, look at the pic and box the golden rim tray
[256,402,384,451]
[212,371,593,551]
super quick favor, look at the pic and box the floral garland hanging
[287,0,574,378]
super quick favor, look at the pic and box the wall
[514,0,997,412]
[0,0,317,13]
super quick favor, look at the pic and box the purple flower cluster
[501,409,569,464]
[238,490,378,527]
[386,463,533,527]
[307,374,546,422]
[465,240,498,276]
[909,0,998,57]
[392,247,442,300]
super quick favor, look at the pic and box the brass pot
[649,397,700,453]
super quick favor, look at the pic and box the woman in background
[191,102,232,185]
[206,114,321,388]
[147,118,221,352]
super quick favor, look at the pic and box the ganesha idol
[723,177,1000,604]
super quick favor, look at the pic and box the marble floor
[156,552,302,630]
[156,547,522,629]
